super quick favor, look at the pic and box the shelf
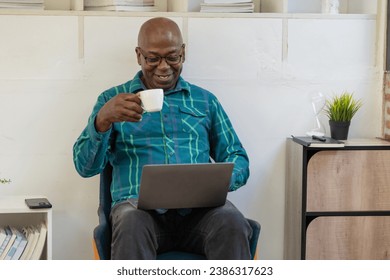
[0,10,377,20]
[0,196,52,260]
[0,0,378,17]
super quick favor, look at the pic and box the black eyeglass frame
[136,44,185,66]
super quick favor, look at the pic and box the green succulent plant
[324,91,363,122]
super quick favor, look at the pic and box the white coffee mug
[138,89,164,112]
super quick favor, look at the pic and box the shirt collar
[128,71,146,93]
[129,71,191,96]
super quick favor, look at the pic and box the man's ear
[181,43,186,63]
[135,47,142,65]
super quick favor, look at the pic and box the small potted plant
[324,91,363,140]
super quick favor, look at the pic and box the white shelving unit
[1,0,376,14]
[0,196,52,260]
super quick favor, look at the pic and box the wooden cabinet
[285,138,390,259]
[0,196,52,260]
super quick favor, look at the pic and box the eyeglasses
[137,46,184,67]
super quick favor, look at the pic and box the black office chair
[92,163,261,260]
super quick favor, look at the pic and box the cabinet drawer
[306,216,390,259]
[307,150,390,211]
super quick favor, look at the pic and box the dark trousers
[110,200,253,260]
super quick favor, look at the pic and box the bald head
[138,17,183,49]
[135,17,185,90]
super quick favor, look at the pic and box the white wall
[0,13,380,260]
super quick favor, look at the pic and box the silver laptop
[129,162,234,210]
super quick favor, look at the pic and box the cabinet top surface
[289,137,390,148]
[343,138,390,147]
[0,196,51,213]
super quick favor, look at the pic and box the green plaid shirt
[73,71,249,206]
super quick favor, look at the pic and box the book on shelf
[30,222,47,260]
[4,227,20,260]
[20,226,39,260]
[0,0,43,2]
[0,0,44,10]
[0,226,17,260]
[6,228,27,260]
[200,2,254,13]
[85,0,154,6]
[84,0,156,11]
[0,227,10,256]
[85,5,157,11]
[11,229,28,260]
[203,0,252,3]
[291,135,345,148]
[0,228,6,250]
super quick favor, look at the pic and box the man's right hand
[95,93,143,132]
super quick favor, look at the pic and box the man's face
[136,41,185,91]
